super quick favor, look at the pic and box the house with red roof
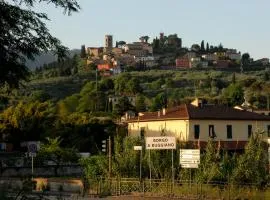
[124,98,270,150]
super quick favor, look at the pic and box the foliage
[136,94,146,112]
[113,96,135,116]
[196,139,221,183]
[222,83,244,106]
[0,0,80,89]
[0,101,55,148]
[231,132,268,187]
[150,92,167,111]
[37,137,79,167]
[80,155,108,180]
[113,137,140,177]
[242,53,250,66]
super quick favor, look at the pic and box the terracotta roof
[187,104,270,120]
[126,104,270,122]
[128,105,189,122]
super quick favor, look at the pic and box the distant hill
[26,49,80,70]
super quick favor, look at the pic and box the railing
[88,178,270,199]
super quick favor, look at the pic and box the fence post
[118,177,121,196]
[143,180,145,196]
[98,179,101,196]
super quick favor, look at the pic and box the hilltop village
[82,33,269,76]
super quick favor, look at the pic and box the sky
[33,0,270,59]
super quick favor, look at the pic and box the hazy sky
[34,0,270,59]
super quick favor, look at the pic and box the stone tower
[105,35,113,48]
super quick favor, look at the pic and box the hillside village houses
[123,98,270,150]
[83,33,269,75]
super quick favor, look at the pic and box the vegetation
[80,132,269,188]
[0,0,80,89]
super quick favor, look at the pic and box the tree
[135,94,146,112]
[231,132,268,187]
[191,44,200,52]
[127,78,142,94]
[196,139,221,183]
[241,53,250,66]
[114,96,135,116]
[0,0,80,89]
[80,44,86,58]
[37,137,79,176]
[200,40,205,52]
[222,83,244,106]
[206,42,209,52]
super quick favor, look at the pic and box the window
[194,125,200,139]
[248,125,252,138]
[227,125,232,139]
[209,125,216,138]
[140,127,145,138]
[268,125,270,137]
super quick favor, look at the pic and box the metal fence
[87,178,270,199]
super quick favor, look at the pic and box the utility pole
[108,136,112,179]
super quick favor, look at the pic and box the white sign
[180,149,200,168]
[145,137,176,150]
[134,146,142,151]
[181,163,199,168]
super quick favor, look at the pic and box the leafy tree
[0,0,80,89]
[37,137,79,176]
[191,44,200,52]
[80,45,86,58]
[218,43,223,51]
[114,96,135,116]
[99,78,114,92]
[241,53,250,66]
[135,94,146,112]
[57,94,80,116]
[206,42,209,52]
[80,155,108,180]
[114,73,131,94]
[231,132,268,187]
[0,101,55,149]
[222,83,244,106]
[150,92,167,111]
[127,78,142,94]
[196,139,221,183]
[200,40,205,52]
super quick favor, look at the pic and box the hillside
[25,49,80,70]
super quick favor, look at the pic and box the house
[176,58,190,68]
[87,47,103,57]
[201,54,218,61]
[125,99,270,150]
[109,95,136,110]
[253,58,269,66]
[225,49,241,61]
[215,60,230,68]
[122,42,153,56]
[190,57,202,68]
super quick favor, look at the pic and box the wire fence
[87,178,270,199]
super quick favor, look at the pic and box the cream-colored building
[125,99,270,150]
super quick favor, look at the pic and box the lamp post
[134,146,142,181]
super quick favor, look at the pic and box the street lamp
[134,146,142,181]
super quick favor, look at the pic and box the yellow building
[125,99,270,150]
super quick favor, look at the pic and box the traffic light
[102,140,107,152]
